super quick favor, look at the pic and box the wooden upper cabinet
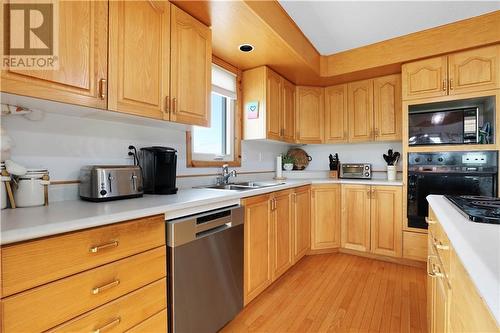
[311,185,341,250]
[348,79,374,142]
[448,45,500,95]
[243,194,272,305]
[1,1,108,109]
[282,79,296,143]
[272,190,293,281]
[295,86,324,144]
[293,186,311,262]
[370,186,402,258]
[402,56,447,100]
[341,184,371,252]
[108,0,169,119]
[170,5,211,126]
[325,84,348,143]
[373,74,402,141]
[266,69,283,141]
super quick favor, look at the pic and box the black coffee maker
[140,147,178,194]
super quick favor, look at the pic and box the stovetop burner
[445,195,500,224]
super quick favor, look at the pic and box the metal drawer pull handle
[425,217,437,225]
[91,279,120,295]
[89,241,119,253]
[92,317,121,333]
[435,243,449,251]
[432,264,445,278]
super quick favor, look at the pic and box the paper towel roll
[276,155,283,179]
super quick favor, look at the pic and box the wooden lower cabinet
[311,185,341,250]
[293,186,311,262]
[341,185,371,252]
[126,310,168,333]
[272,190,294,281]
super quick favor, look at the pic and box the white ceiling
[279,1,500,55]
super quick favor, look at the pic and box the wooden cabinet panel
[272,190,293,281]
[325,84,348,143]
[125,310,168,333]
[295,86,324,143]
[348,79,374,142]
[108,0,169,119]
[341,184,370,252]
[402,56,447,100]
[370,186,402,257]
[243,194,272,305]
[2,247,166,333]
[47,279,166,333]
[373,74,402,141]
[170,4,211,126]
[403,231,427,261]
[266,69,283,141]
[432,262,450,333]
[282,79,296,143]
[311,185,341,250]
[293,186,311,262]
[2,215,165,297]
[448,45,500,95]
[1,1,108,109]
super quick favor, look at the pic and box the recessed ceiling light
[239,44,254,53]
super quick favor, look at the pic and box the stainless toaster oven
[79,165,143,201]
[340,163,372,179]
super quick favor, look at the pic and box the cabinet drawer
[2,215,165,296]
[48,279,166,333]
[403,231,427,261]
[126,310,168,333]
[430,221,451,279]
[3,246,166,333]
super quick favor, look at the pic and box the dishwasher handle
[195,215,232,234]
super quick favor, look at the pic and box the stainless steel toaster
[79,165,143,201]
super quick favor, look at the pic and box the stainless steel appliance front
[167,206,244,333]
[340,163,372,179]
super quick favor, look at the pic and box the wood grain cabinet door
[370,186,402,258]
[170,4,211,127]
[293,186,311,262]
[1,1,108,109]
[272,190,293,281]
[348,79,374,142]
[266,69,283,141]
[311,185,341,250]
[295,86,324,144]
[325,84,348,143]
[243,194,272,305]
[108,0,170,119]
[341,184,371,252]
[402,56,448,100]
[282,79,296,143]
[448,45,500,95]
[373,74,402,142]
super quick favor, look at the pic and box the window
[187,61,241,167]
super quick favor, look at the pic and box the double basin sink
[199,181,286,191]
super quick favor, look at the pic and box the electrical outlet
[258,152,263,162]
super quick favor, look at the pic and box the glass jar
[13,169,49,207]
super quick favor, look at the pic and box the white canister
[13,169,49,208]
[387,165,397,181]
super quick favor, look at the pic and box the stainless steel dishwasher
[166,205,244,333]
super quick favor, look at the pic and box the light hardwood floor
[221,253,427,333]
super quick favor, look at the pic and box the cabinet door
[272,191,293,281]
[448,45,500,95]
[341,185,371,252]
[243,194,272,305]
[170,5,211,126]
[311,185,341,250]
[373,74,402,142]
[325,84,348,143]
[432,263,450,333]
[348,79,374,143]
[402,56,447,100]
[108,0,169,119]
[1,1,108,109]
[293,186,311,262]
[295,86,324,144]
[370,186,402,257]
[282,79,296,143]
[266,69,283,141]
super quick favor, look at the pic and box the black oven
[407,151,498,229]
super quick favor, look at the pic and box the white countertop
[427,195,500,325]
[1,178,401,245]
